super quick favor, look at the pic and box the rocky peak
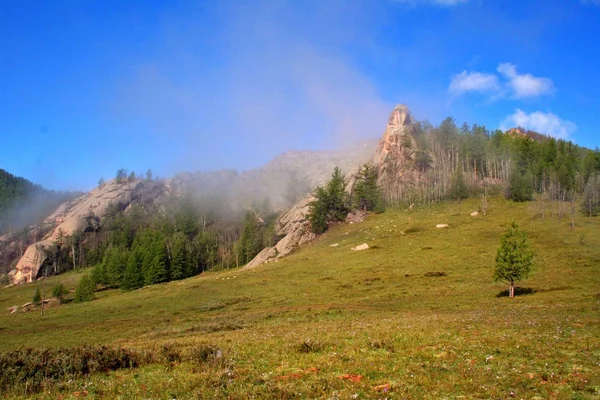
[372,104,418,184]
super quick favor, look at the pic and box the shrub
[32,288,41,305]
[52,284,68,304]
[0,346,140,394]
[74,274,95,303]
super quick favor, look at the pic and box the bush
[32,288,41,305]
[74,274,95,303]
[0,346,140,394]
[507,168,533,202]
[52,284,68,304]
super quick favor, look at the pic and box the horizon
[2,0,599,191]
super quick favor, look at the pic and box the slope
[0,196,598,398]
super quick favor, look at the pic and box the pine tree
[326,167,349,221]
[308,167,350,234]
[353,164,383,212]
[581,174,600,217]
[144,232,169,285]
[449,166,468,200]
[32,288,42,305]
[74,274,96,302]
[51,284,67,304]
[170,232,189,280]
[494,221,535,298]
[122,249,144,290]
[508,168,534,202]
[309,187,329,234]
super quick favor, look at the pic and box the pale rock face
[373,104,417,170]
[11,179,170,284]
[244,194,316,269]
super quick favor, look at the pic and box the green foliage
[494,221,535,297]
[0,168,78,233]
[237,212,263,265]
[449,167,469,200]
[121,248,144,291]
[508,168,534,202]
[308,167,350,234]
[308,186,330,234]
[115,168,128,184]
[51,284,67,303]
[0,346,140,394]
[32,288,41,305]
[74,274,96,303]
[581,174,600,217]
[352,164,384,212]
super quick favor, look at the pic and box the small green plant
[74,274,95,303]
[296,339,324,354]
[32,288,41,305]
[51,284,68,304]
[187,344,223,365]
[494,221,535,298]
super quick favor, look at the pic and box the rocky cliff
[245,104,420,269]
[9,179,171,284]
[4,139,377,284]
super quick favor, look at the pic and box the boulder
[245,195,316,269]
[471,211,479,217]
[436,224,449,229]
[346,210,368,224]
[351,243,369,251]
[7,306,18,314]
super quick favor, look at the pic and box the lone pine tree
[494,221,535,298]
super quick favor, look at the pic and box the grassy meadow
[0,196,599,399]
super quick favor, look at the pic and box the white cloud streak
[449,62,554,99]
[501,109,576,139]
[497,63,554,98]
[448,71,499,95]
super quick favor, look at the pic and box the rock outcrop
[372,104,420,185]
[244,195,316,269]
[11,179,170,284]
[245,104,421,269]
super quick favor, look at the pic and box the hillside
[1,197,598,398]
[0,168,78,234]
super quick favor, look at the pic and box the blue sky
[1,0,599,191]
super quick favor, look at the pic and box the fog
[112,0,394,178]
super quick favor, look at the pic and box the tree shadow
[496,287,537,298]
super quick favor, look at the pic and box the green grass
[1,197,599,399]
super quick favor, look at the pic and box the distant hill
[0,168,79,233]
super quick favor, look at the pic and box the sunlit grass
[0,196,599,398]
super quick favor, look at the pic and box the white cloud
[501,109,576,139]
[497,63,554,98]
[449,62,555,100]
[448,70,499,95]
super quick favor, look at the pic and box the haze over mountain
[2,1,599,191]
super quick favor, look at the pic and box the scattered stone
[329,243,339,247]
[7,306,18,314]
[346,210,368,224]
[351,243,369,251]
[471,211,479,216]
[436,224,449,228]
